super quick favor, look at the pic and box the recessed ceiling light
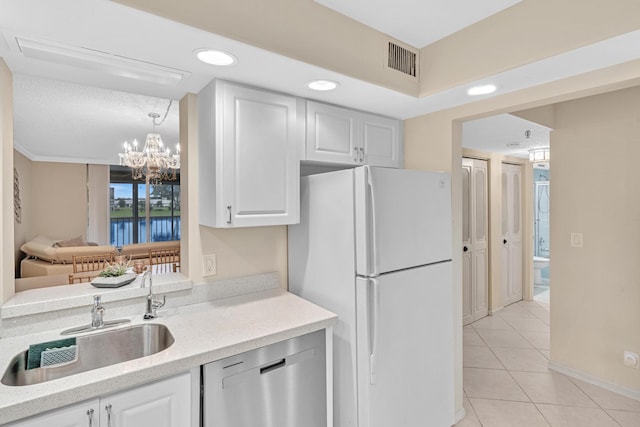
[307,80,339,91]
[195,49,237,66]
[467,84,497,96]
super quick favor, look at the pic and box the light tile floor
[455,300,640,427]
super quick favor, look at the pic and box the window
[109,166,180,247]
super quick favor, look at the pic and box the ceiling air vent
[388,42,417,77]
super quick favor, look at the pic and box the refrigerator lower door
[356,263,454,427]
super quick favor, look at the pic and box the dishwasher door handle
[260,359,286,375]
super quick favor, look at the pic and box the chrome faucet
[91,295,105,328]
[141,270,166,320]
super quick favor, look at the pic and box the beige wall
[116,0,640,99]
[550,87,640,391]
[1,58,14,303]
[29,162,88,242]
[114,0,419,96]
[13,150,32,277]
[181,92,288,289]
[419,0,640,96]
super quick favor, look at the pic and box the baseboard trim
[454,407,466,424]
[488,306,504,315]
[548,361,640,401]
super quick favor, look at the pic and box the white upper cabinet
[305,101,358,165]
[360,113,403,167]
[198,80,301,228]
[305,101,403,168]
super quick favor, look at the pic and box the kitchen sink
[1,324,174,386]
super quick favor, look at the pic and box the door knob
[503,239,507,244]
[463,246,469,252]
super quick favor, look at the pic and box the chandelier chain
[152,100,173,127]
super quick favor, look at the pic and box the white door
[355,264,454,427]
[355,167,451,276]
[5,399,99,427]
[221,82,300,227]
[305,100,359,165]
[360,113,403,168]
[100,372,191,427]
[462,158,489,325]
[501,163,523,306]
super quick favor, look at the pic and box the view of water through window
[109,179,181,247]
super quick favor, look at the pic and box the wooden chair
[68,253,114,284]
[149,248,180,274]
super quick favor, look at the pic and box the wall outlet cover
[202,254,217,277]
[570,232,583,248]
[623,351,639,368]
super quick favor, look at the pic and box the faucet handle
[153,295,166,309]
[93,295,101,306]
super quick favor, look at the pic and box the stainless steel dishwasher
[202,329,326,427]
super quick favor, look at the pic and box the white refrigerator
[288,166,454,427]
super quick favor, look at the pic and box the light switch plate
[202,254,217,277]
[570,232,583,248]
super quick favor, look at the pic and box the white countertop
[0,289,337,425]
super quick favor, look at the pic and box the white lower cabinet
[5,399,101,427]
[7,372,191,427]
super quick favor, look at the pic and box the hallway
[456,301,640,426]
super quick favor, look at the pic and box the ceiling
[462,114,551,158]
[1,0,639,164]
[314,0,522,48]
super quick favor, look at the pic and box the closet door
[462,158,489,325]
[501,163,523,306]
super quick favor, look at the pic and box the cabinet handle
[87,409,94,427]
[226,205,232,224]
[353,147,359,162]
[359,147,365,163]
[105,404,113,427]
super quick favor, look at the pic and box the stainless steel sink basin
[1,324,174,386]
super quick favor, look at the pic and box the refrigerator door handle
[367,168,379,277]
[369,278,380,385]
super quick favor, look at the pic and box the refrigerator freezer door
[355,166,452,276]
[356,263,454,427]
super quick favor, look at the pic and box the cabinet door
[6,399,99,427]
[221,82,300,227]
[100,372,191,427]
[305,101,359,165]
[360,113,403,168]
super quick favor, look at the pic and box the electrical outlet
[202,254,217,277]
[570,232,583,248]
[624,351,639,368]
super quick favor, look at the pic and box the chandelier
[119,112,180,183]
